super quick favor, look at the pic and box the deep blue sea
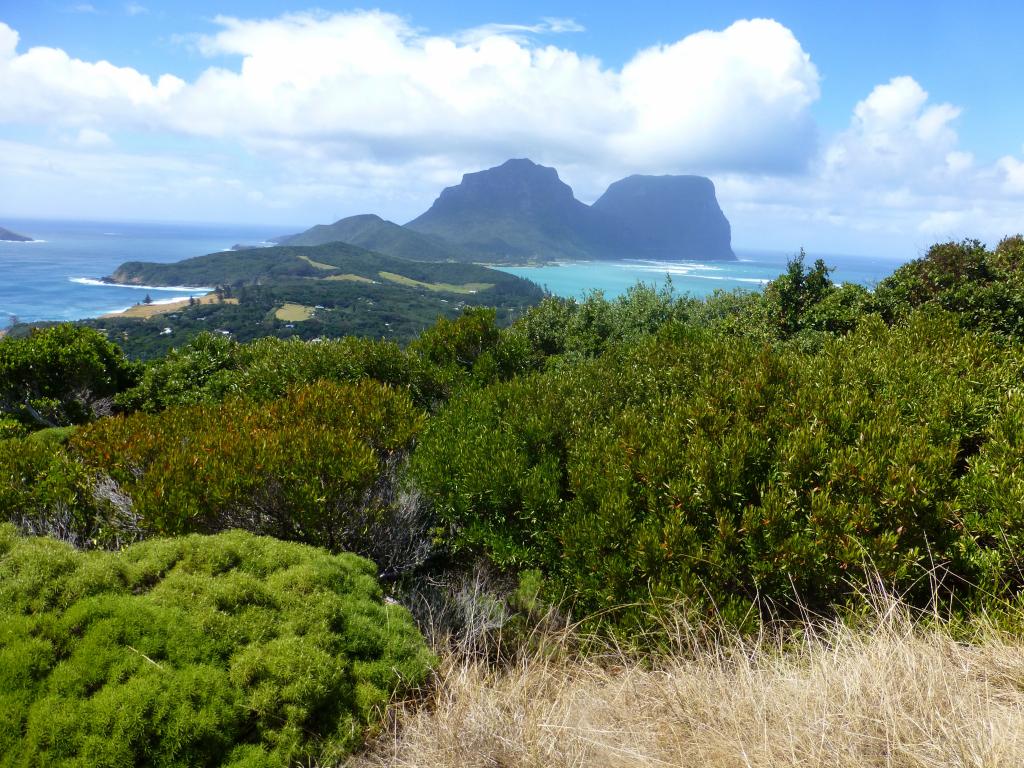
[0,218,910,323]
[0,219,287,323]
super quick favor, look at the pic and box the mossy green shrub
[412,311,1023,629]
[72,380,423,550]
[0,525,433,767]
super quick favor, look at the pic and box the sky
[0,1,1022,256]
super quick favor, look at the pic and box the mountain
[0,227,32,242]
[406,159,624,262]
[405,158,734,262]
[591,175,734,261]
[275,214,472,262]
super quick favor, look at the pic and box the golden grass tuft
[353,602,1024,767]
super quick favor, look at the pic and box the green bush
[872,236,1024,337]
[0,324,140,429]
[0,525,433,766]
[117,331,439,413]
[73,380,424,552]
[0,436,112,547]
[412,311,1023,629]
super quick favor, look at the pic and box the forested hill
[273,214,473,262]
[82,241,546,358]
[107,240,518,290]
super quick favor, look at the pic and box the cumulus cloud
[998,155,1024,195]
[0,13,1020,252]
[716,75,1024,251]
[0,15,820,179]
[0,22,184,127]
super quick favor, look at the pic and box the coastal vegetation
[3,236,1024,764]
[29,241,546,359]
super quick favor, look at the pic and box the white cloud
[998,155,1024,195]
[0,14,1020,252]
[0,15,820,178]
[456,17,585,44]
[125,3,148,16]
[70,3,97,13]
[616,19,819,172]
[0,23,184,126]
[71,127,114,148]
[825,77,962,182]
[716,75,1024,252]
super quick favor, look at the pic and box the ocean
[0,219,287,323]
[494,249,910,301]
[0,219,911,324]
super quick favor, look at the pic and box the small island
[0,226,33,242]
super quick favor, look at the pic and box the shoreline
[100,291,238,319]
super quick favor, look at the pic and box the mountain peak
[592,174,734,260]
[438,158,574,211]
[406,158,596,259]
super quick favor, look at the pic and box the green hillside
[86,241,544,357]
[275,214,473,262]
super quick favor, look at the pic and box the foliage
[872,236,1024,336]
[73,380,424,551]
[117,332,440,413]
[509,283,692,364]
[0,436,112,547]
[412,311,1024,629]
[0,525,433,767]
[0,324,140,429]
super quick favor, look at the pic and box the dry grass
[102,292,236,319]
[323,273,376,283]
[298,253,338,270]
[274,302,316,321]
[354,603,1024,768]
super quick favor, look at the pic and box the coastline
[100,291,238,319]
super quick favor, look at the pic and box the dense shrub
[0,435,115,547]
[73,380,424,552]
[510,283,690,362]
[0,525,433,766]
[0,324,140,429]
[412,311,1023,629]
[118,332,438,413]
[873,236,1024,336]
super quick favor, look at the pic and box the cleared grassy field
[323,273,376,283]
[274,302,316,321]
[379,271,493,294]
[297,253,337,270]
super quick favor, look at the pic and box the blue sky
[1,1,1022,255]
